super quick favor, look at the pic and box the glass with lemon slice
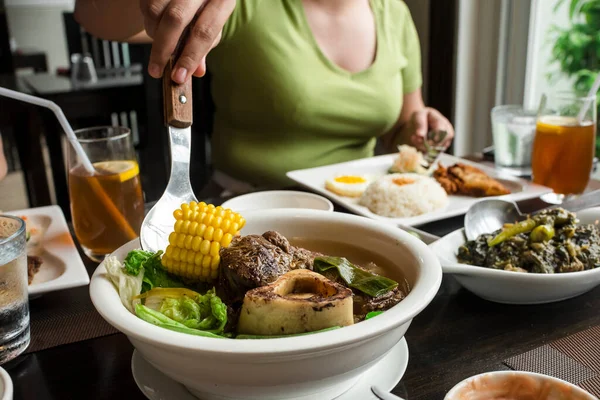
[68,127,144,261]
[532,93,597,203]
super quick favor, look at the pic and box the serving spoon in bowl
[464,189,600,241]
[140,25,198,253]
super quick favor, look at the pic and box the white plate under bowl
[5,206,89,296]
[287,153,552,226]
[0,366,13,400]
[221,190,334,213]
[429,207,600,304]
[132,338,409,400]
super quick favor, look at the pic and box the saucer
[132,338,409,400]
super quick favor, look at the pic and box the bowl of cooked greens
[90,205,442,400]
[429,207,600,304]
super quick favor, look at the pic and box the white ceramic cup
[445,371,596,400]
[221,190,334,212]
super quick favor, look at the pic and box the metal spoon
[140,55,197,253]
[464,189,600,240]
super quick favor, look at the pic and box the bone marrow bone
[237,269,354,335]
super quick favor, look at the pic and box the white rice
[359,173,448,218]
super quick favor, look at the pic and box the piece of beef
[352,288,406,322]
[219,231,317,304]
[27,255,42,284]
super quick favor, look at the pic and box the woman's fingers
[426,108,455,147]
[409,108,455,151]
[146,0,204,79]
[140,0,169,39]
[192,31,222,77]
[173,0,235,82]
[411,109,429,137]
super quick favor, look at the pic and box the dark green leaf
[313,256,398,297]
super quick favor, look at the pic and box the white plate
[0,366,12,400]
[132,338,409,400]
[429,207,600,304]
[287,153,552,226]
[5,206,89,296]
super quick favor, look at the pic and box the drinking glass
[532,93,597,203]
[0,215,30,364]
[491,105,537,176]
[68,126,145,261]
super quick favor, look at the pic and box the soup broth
[290,237,410,293]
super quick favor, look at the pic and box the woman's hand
[140,0,236,83]
[406,107,454,152]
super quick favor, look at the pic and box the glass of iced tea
[68,126,144,261]
[532,93,597,203]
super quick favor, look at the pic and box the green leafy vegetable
[159,288,227,333]
[134,287,227,334]
[313,256,398,297]
[135,304,225,339]
[123,250,184,293]
[235,326,341,339]
[104,256,143,313]
[123,249,153,276]
[365,311,384,320]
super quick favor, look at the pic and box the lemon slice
[93,160,140,182]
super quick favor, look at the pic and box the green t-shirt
[206,0,422,187]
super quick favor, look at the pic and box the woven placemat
[24,287,118,354]
[503,326,600,397]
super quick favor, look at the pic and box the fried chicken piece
[433,163,510,197]
[433,165,459,193]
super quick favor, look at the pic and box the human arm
[381,88,454,153]
[74,0,236,82]
[380,2,454,153]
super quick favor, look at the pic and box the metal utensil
[423,129,448,173]
[140,40,197,253]
[371,386,406,400]
[464,189,600,240]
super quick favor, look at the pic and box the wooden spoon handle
[162,12,200,129]
[163,57,193,128]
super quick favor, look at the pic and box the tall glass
[491,105,536,176]
[0,215,30,364]
[68,126,144,261]
[532,93,597,203]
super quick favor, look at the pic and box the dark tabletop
[6,185,600,400]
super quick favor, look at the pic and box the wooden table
[6,186,600,400]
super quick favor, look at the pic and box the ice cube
[507,116,536,140]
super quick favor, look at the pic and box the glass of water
[0,215,30,364]
[491,105,537,176]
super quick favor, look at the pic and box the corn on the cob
[161,202,245,281]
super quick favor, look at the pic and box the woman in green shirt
[75,0,454,194]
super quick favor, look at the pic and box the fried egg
[325,174,369,197]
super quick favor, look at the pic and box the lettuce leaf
[104,256,143,313]
[135,304,226,339]
[135,287,227,335]
[123,249,184,293]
